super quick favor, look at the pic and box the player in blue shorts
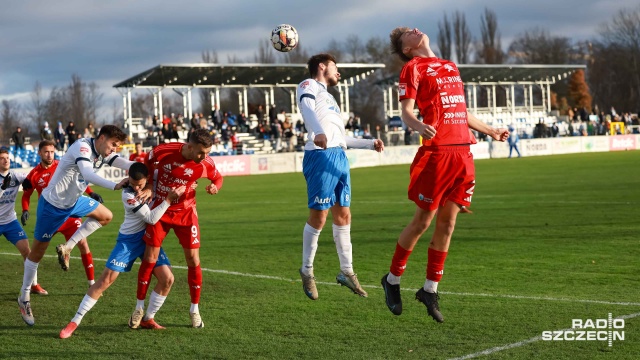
[18,125,141,326]
[0,149,48,295]
[295,53,384,300]
[60,162,185,338]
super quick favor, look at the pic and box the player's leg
[141,251,173,330]
[55,197,103,270]
[13,238,48,295]
[136,222,167,313]
[176,219,204,328]
[60,218,95,285]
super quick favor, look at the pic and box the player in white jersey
[60,162,185,338]
[18,125,139,326]
[295,53,384,300]
[0,149,48,295]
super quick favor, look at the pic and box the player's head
[185,129,213,163]
[0,149,10,172]
[96,125,127,157]
[38,140,56,167]
[127,162,148,191]
[307,53,340,86]
[135,142,143,153]
[390,27,428,62]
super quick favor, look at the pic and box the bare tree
[323,39,344,61]
[284,42,310,64]
[1,100,21,141]
[475,8,505,64]
[201,50,219,64]
[437,13,453,60]
[44,86,69,132]
[254,39,276,63]
[453,11,473,63]
[344,34,366,62]
[508,27,572,64]
[28,81,47,135]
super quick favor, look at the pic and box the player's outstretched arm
[110,156,136,171]
[467,111,509,141]
[344,137,384,152]
[133,185,186,225]
[77,161,118,190]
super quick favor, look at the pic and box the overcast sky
[1,0,637,120]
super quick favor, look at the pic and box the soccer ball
[271,24,298,52]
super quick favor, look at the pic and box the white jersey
[42,138,119,209]
[119,186,170,235]
[0,171,27,225]
[297,79,348,150]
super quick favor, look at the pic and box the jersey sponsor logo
[426,67,437,76]
[110,259,128,268]
[37,178,46,187]
[80,147,90,155]
[398,83,406,96]
[314,196,331,204]
[429,62,441,67]
[440,92,465,109]
[418,194,433,203]
[164,164,172,172]
[41,233,52,239]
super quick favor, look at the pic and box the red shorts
[58,217,83,241]
[408,145,475,211]
[143,207,201,249]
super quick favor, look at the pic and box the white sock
[88,280,95,286]
[190,303,199,314]
[21,259,39,302]
[144,291,167,320]
[332,224,353,274]
[386,273,401,285]
[136,299,145,310]
[71,294,98,325]
[301,223,321,275]
[424,279,439,293]
[65,218,102,251]
[32,271,38,287]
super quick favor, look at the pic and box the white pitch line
[1,252,639,307]
[448,311,640,360]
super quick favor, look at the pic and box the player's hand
[373,139,385,153]
[491,128,509,142]
[89,192,104,204]
[166,185,186,202]
[191,181,199,190]
[136,187,153,203]
[1,173,11,190]
[419,124,437,140]
[314,134,327,149]
[206,183,219,195]
[21,211,30,226]
[114,177,128,191]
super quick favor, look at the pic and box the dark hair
[0,149,8,155]
[98,124,127,142]
[307,53,337,77]
[38,140,56,150]
[189,128,213,147]
[128,162,148,180]
[389,27,412,62]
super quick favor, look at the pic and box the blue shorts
[106,230,171,273]
[1,220,28,245]
[34,196,100,242]
[302,147,351,210]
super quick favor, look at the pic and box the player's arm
[109,156,136,171]
[401,98,436,140]
[77,160,121,190]
[202,159,223,195]
[298,84,327,149]
[132,186,186,225]
[21,176,34,212]
[467,111,509,141]
[344,137,384,152]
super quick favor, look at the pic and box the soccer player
[129,142,147,163]
[296,53,384,300]
[381,27,508,322]
[21,140,104,287]
[60,162,186,338]
[0,149,47,295]
[18,125,136,326]
[133,128,223,329]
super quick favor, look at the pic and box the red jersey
[22,160,96,211]
[129,151,147,163]
[146,143,222,211]
[398,56,472,146]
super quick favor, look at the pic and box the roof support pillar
[158,89,163,122]
[187,88,193,120]
[528,84,534,114]
[243,87,248,120]
[492,84,497,114]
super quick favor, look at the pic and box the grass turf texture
[0,151,638,359]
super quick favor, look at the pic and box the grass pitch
[1,150,639,359]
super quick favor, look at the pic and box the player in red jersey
[381,27,509,322]
[21,140,103,287]
[132,129,223,329]
[129,142,147,163]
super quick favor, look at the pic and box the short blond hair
[390,27,412,62]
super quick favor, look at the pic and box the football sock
[136,299,145,310]
[137,260,156,301]
[81,252,95,283]
[32,271,38,287]
[21,259,39,302]
[89,280,95,286]
[426,247,448,292]
[389,243,412,281]
[188,265,202,304]
[190,303,199,314]
[71,294,98,325]
[66,218,102,250]
[332,224,353,274]
[302,223,321,275]
[144,291,166,320]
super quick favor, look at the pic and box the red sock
[81,252,94,282]
[426,248,448,282]
[137,260,156,301]
[188,265,202,304]
[389,243,413,276]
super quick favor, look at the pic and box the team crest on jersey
[444,64,455,72]
[126,198,137,205]
[80,147,90,155]
[398,83,406,96]
[300,80,309,89]
[183,168,194,177]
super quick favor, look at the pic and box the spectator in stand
[256,105,265,123]
[268,105,277,125]
[190,114,199,132]
[170,123,181,141]
[41,122,53,141]
[12,127,26,151]
[295,119,305,135]
[551,122,559,137]
[220,118,230,144]
[237,112,247,133]
[54,122,66,151]
[211,105,222,130]
[129,143,147,163]
[66,122,77,146]
[272,119,282,152]
[283,118,294,152]
[230,130,240,153]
